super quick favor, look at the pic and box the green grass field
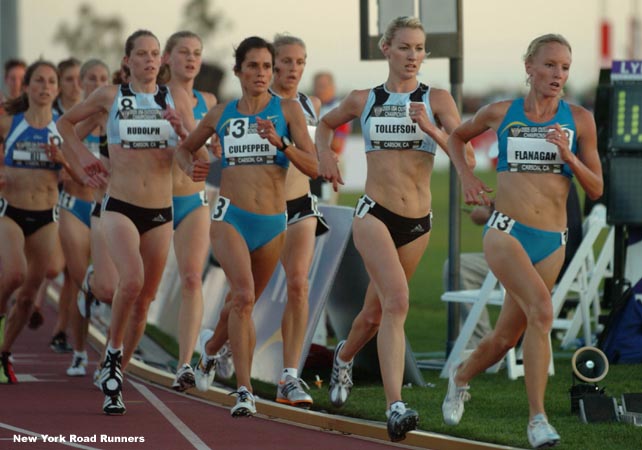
[327,169,641,449]
[148,168,642,449]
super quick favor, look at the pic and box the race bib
[211,196,231,221]
[487,210,515,234]
[354,195,375,218]
[506,126,574,174]
[369,104,423,150]
[224,118,277,166]
[59,191,76,210]
[119,110,172,149]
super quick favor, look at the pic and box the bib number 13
[488,210,515,233]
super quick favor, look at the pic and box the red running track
[0,301,422,450]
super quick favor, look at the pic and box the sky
[10,0,642,100]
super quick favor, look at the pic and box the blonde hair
[273,33,306,56]
[378,16,425,52]
[523,34,572,63]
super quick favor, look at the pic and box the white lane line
[0,422,102,450]
[129,380,211,450]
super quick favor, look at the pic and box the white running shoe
[328,340,353,407]
[172,364,196,392]
[442,362,471,425]
[230,387,256,417]
[66,352,88,377]
[527,414,560,448]
[194,329,216,392]
[276,375,313,408]
[215,341,235,379]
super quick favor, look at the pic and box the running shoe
[78,265,99,319]
[527,413,560,448]
[386,402,419,442]
[66,352,88,377]
[328,340,353,407]
[276,375,313,408]
[50,331,73,353]
[28,308,44,329]
[442,362,471,425]
[99,349,123,397]
[103,392,126,415]
[230,387,256,417]
[93,366,102,390]
[215,341,235,379]
[0,352,18,384]
[172,363,196,392]
[194,329,216,391]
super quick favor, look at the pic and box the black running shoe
[100,349,123,397]
[386,403,419,442]
[103,393,126,415]
[50,331,73,353]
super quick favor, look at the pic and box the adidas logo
[152,214,167,222]
[410,224,424,233]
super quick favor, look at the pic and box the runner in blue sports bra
[317,16,473,442]
[443,34,603,449]
[162,31,218,392]
[0,61,63,385]
[176,36,318,418]
[57,29,199,416]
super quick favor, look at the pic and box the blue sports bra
[3,112,62,171]
[216,95,290,169]
[496,98,578,178]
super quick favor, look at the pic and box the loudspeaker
[572,346,609,383]
[569,347,612,416]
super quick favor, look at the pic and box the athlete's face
[166,37,203,82]
[59,65,82,105]
[313,73,335,104]
[26,65,59,108]
[273,44,306,92]
[81,65,109,98]
[382,27,426,80]
[526,42,571,98]
[236,47,273,94]
[126,36,162,83]
[4,65,26,100]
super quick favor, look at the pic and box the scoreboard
[608,60,642,225]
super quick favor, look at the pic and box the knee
[3,270,25,293]
[93,279,115,303]
[286,274,309,305]
[181,271,203,293]
[526,303,554,334]
[492,331,521,354]
[359,307,382,330]
[231,288,255,317]
[381,290,410,319]
[118,275,144,301]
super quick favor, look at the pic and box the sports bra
[3,112,62,170]
[496,98,577,178]
[216,95,290,169]
[360,82,437,154]
[106,84,178,149]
